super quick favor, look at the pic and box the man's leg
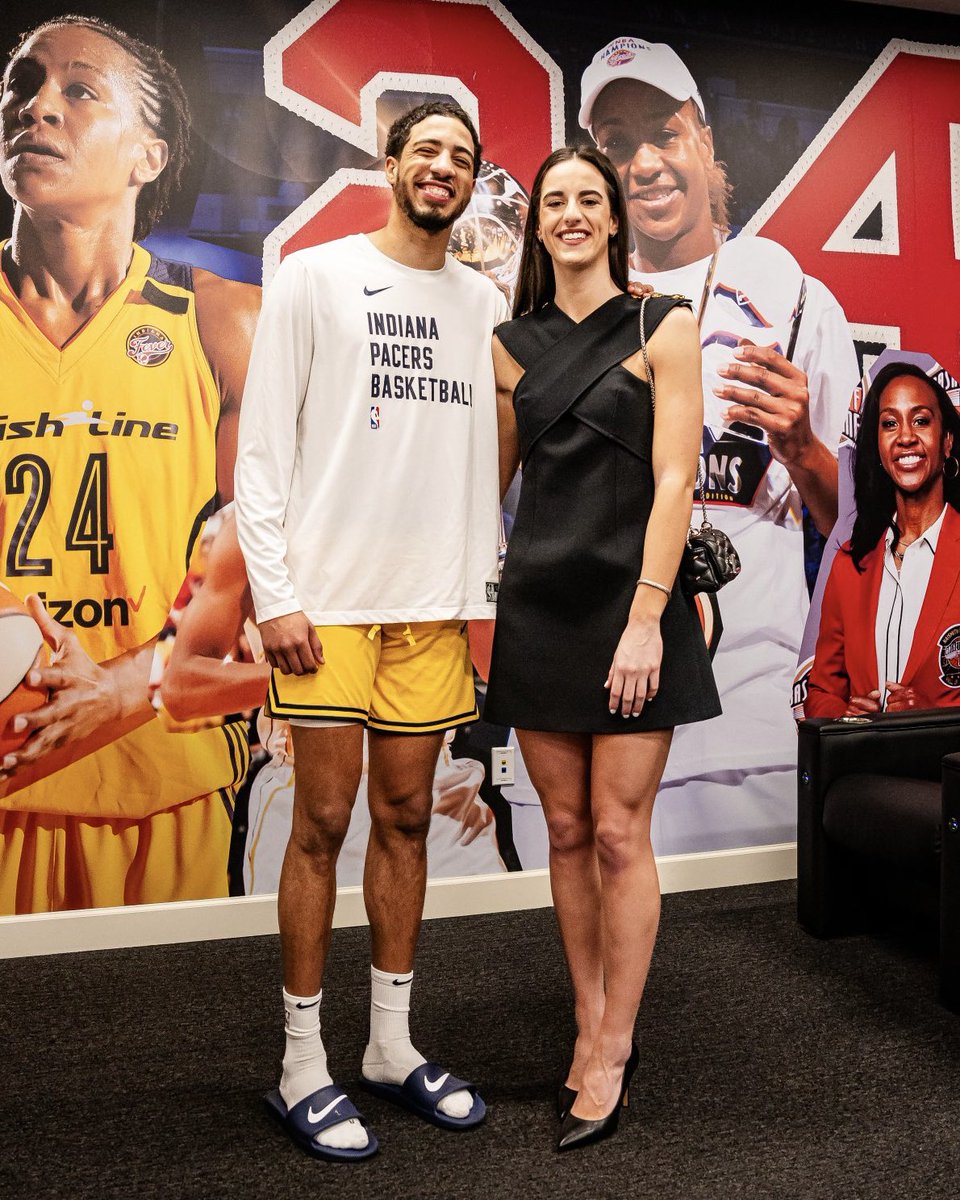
[277,722,366,1149]
[361,730,475,1119]
[280,723,364,990]
[363,728,442,971]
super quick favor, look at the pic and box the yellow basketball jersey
[0,242,218,658]
[0,243,244,818]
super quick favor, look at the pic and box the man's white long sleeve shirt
[234,234,508,626]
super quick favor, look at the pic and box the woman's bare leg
[516,728,602,1091]
[569,727,672,1121]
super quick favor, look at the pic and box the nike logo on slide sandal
[308,1094,347,1124]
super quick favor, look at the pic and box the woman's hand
[716,342,814,470]
[432,755,493,846]
[605,618,663,719]
[2,597,129,775]
[844,690,882,716]
[884,681,919,712]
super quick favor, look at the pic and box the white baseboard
[0,842,796,960]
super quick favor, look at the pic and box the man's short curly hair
[384,101,481,179]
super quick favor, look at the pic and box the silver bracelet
[636,577,671,599]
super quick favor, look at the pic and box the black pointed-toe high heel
[556,1041,639,1153]
[556,1083,578,1122]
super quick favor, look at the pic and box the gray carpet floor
[2,880,959,1199]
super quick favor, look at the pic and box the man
[579,37,860,852]
[0,16,259,912]
[234,101,508,1159]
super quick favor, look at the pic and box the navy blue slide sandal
[264,1084,379,1161]
[360,1063,486,1130]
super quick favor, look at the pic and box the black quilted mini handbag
[639,296,741,595]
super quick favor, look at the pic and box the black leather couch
[797,708,960,1010]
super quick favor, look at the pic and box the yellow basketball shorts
[267,620,478,735]
[0,789,234,914]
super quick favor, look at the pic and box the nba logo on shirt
[370,405,380,430]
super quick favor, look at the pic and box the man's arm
[162,515,270,722]
[232,255,324,675]
[493,334,522,500]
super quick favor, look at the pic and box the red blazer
[806,504,960,717]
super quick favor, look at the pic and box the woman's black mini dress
[484,293,721,734]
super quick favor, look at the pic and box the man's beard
[396,180,468,233]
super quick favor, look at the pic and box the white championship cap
[578,36,706,132]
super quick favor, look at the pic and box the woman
[485,146,720,1151]
[0,15,259,912]
[806,363,960,717]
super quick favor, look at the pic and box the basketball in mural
[0,590,49,758]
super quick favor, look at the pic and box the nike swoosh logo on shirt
[308,1094,347,1124]
[423,1073,449,1093]
[364,285,392,296]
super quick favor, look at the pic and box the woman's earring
[944,456,959,479]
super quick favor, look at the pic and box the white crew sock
[279,988,367,1151]
[362,967,474,1120]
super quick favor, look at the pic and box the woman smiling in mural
[0,15,258,912]
[807,363,960,717]
[485,146,720,1151]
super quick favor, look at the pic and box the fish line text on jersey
[0,413,179,440]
